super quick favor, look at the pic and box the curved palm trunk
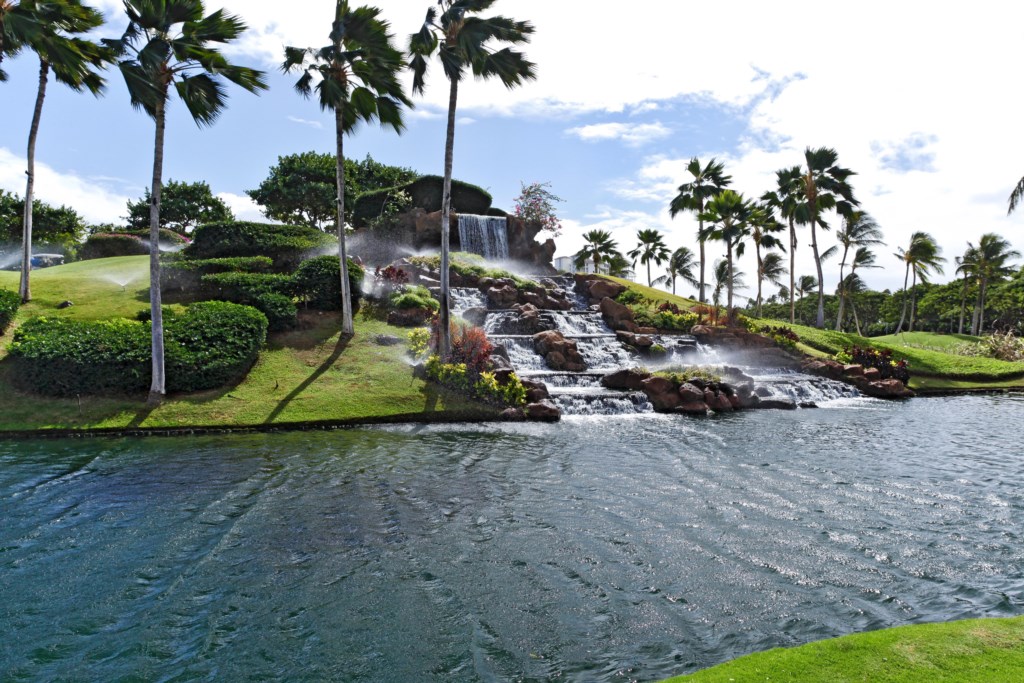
[896,261,911,333]
[148,94,167,402]
[977,278,989,335]
[809,219,825,328]
[335,108,353,336]
[726,242,734,312]
[697,206,706,303]
[755,244,763,318]
[957,277,967,334]
[646,259,652,287]
[438,78,459,359]
[852,296,862,336]
[788,218,796,324]
[834,245,850,331]
[908,270,918,332]
[20,59,49,304]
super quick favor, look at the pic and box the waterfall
[457,215,509,261]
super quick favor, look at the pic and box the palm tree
[954,249,974,335]
[669,157,731,303]
[762,166,802,323]
[702,189,752,312]
[894,232,944,333]
[105,0,267,401]
[14,0,108,304]
[833,210,882,331]
[653,246,698,296]
[1009,175,1024,215]
[844,247,880,334]
[711,258,745,323]
[758,252,787,318]
[961,233,1020,335]
[749,202,786,318]
[409,0,535,359]
[794,147,858,328]
[627,228,670,287]
[573,229,618,273]
[283,1,410,337]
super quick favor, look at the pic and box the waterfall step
[492,333,618,340]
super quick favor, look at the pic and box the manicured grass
[875,331,981,351]
[663,616,1024,682]
[0,257,493,432]
[603,275,699,309]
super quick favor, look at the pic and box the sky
[1,0,1023,299]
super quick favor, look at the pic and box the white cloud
[287,116,323,130]
[217,192,267,223]
[566,122,672,147]
[457,117,477,126]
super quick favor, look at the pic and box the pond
[2,394,1023,681]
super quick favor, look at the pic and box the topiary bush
[6,301,267,396]
[0,288,20,335]
[185,221,336,272]
[79,233,149,260]
[389,285,438,311]
[122,228,190,247]
[292,255,364,311]
[161,255,274,294]
[200,272,297,331]
[351,175,491,226]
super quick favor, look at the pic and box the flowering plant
[513,181,563,235]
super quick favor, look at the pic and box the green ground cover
[874,331,981,351]
[0,257,491,432]
[663,616,1024,682]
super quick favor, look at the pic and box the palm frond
[1008,175,1024,215]
[175,72,228,126]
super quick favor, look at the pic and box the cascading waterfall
[457,215,510,261]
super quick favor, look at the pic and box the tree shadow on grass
[265,333,351,423]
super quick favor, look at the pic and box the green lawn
[0,257,492,433]
[663,616,1024,682]
[874,331,981,351]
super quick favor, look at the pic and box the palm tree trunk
[896,262,911,333]
[852,297,862,336]
[148,93,167,402]
[697,227,706,304]
[335,107,353,336]
[755,245,763,318]
[19,59,49,304]
[646,259,652,287]
[438,77,459,359]
[909,270,918,332]
[834,245,850,331]
[788,218,796,324]
[810,219,825,328]
[971,284,983,335]
[726,243,734,311]
[978,278,988,334]
[957,277,967,334]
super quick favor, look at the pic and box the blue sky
[2,0,1023,298]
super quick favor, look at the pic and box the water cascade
[457,215,509,261]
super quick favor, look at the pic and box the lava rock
[642,377,683,412]
[525,400,561,422]
[602,368,651,391]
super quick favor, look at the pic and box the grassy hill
[0,257,491,432]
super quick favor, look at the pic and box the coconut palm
[954,249,975,335]
[627,228,670,287]
[409,0,535,359]
[605,250,631,278]
[894,232,944,333]
[758,252,787,318]
[1009,175,1024,215]
[573,229,619,273]
[794,147,858,328]
[669,157,732,303]
[105,0,267,400]
[961,233,1020,335]
[702,189,752,312]
[13,0,108,304]
[711,258,745,322]
[762,166,803,324]
[844,247,880,334]
[749,202,786,318]
[283,1,410,337]
[653,245,698,296]
[833,210,883,331]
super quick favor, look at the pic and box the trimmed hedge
[79,233,149,260]
[161,255,274,293]
[185,221,336,272]
[0,288,20,335]
[352,175,492,226]
[200,272,297,331]
[292,255,364,311]
[7,301,268,396]
[389,285,438,311]
[122,228,190,246]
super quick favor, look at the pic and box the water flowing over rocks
[800,358,915,399]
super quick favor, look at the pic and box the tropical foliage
[669,157,731,302]
[513,181,562,235]
[125,179,233,234]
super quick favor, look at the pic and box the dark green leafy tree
[702,189,752,311]
[627,228,670,287]
[9,0,108,303]
[894,231,944,333]
[833,210,882,331]
[409,0,536,358]
[104,0,268,400]
[670,157,731,303]
[653,245,698,296]
[573,229,618,273]
[126,179,232,234]
[283,0,410,336]
[0,189,87,254]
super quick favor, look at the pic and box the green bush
[351,175,491,226]
[79,233,149,260]
[185,221,335,272]
[389,285,438,311]
[292,255,364,311]
[6,301,267,396]
[200,271,296,330]
[161,255,274,293]
[122,228,189,247]
[0,288,20,335]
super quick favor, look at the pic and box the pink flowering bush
[513,181,563,236]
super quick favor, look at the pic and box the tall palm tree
[749,201,786,318]
[627,228,670,287]
[12,1,108,304]
[283,1,410,337]
[409,0,535,359]
[653,245,698,295]
[794,147,858,328]
[758,252,787,318]
[1009,175,1024,215]
[711,258,745,322]
[702,189,752,312]
[843,247,879,334]
[894,232,943,333]
[669,157,731,303]
[961,233,1020,335]
[833,210,882,331]
[105,0,267,401]
[762,166,803,325]
[954,248,976,335]
[573,229,619,274]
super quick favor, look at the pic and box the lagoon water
[2,395,1023,681]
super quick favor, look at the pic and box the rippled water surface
[2,395,1024,681]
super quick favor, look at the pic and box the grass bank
[0,258,492,434]
[663,616,1024,682]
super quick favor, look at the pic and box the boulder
[861,379,914,399]
[525,400,561,422]
[757,398,798,410]
[599,297,635,331]
[616,330,637,346]
[636,327,658,336]
[706,391,733,412]
[533,330,586,372]
[863,367,882,381]
[587,279,626,301]
[641,377,683,412]
[462,306,488,326]
[499,408,526,422]
[486,284,519,309]
[602,368,652,391]
[678,382,705,403]
[676,401,709,415]
[387,307,432,327]
[633,335,654,349]
[842,364,865,377]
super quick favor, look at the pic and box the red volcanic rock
[588,279,626,301]
[599,297,635,331]
[641,377,683,412]
[602,368,651,391]
[525,400,561,422]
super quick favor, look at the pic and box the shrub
[407,327,430,358]
[474,371,528,407]
[79,233,148,260]
[627,298,699,332]
[351,175,491,226]
[653,366,723,386]
[161,255,274,293]
[408,253,533,289]
[7,301,267,396]
[122,228,190,247]
[185,221,335,272]
[389,285,438,312]
[0,288,20,335]
[757,324,800,348]
[201,272,296,330]
[847,346,911,384]
[616,289,646,306]
[428,319,493,374]
[292,255,364,311]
